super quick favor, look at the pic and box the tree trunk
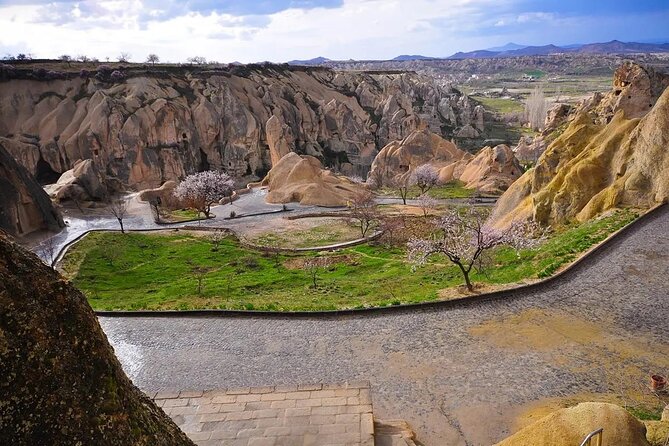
[118,218,124,234]
[456,262,474,291]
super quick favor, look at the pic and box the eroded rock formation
[0,64,483,195]
[491,63,669,228]
[369,129,522,194]
[0,233,194,445]
[0,142,63,236]
[262,152,363,207]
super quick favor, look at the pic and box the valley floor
[99,206,669,445]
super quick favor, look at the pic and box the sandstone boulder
[44,158,106,202]
[0,142,64,236]
[459,145,523,194]
[369,129,522,194]
[0,233,193,445]
[262,152,363,207]
[495,402,649,446]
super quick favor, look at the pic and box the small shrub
[79,69,90,78]
[229,210,237,218]
[110,70,126,82]
[242,256,259,269]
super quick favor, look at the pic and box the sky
[0,0,668,63]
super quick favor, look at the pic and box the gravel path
[100,206,669,445]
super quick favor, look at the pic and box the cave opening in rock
[35,158,60,184]
[198,149,210,172]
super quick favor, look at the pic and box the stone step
[373,419,420,446]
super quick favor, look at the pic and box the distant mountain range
[286,40,669,66]
[448,40,669,59]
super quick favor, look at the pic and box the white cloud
[0,0,510,61]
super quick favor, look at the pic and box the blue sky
[0,0,668,62]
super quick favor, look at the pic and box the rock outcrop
[44,158,107,202]
[0,142,63,236]
[369,129,522,194]
[0,64,484,193]
[262,152,363,207]
[495,402,649,446]
[0,233,194,445]
[491,63,669,228]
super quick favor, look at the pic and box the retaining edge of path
[94,203,668,318]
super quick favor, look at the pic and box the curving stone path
[100,206,669,446]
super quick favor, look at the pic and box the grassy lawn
[253,220,363,248]
[379,181,476,200]
[60,209,638,311]
[474,96,524,114]
[161,208,205,223]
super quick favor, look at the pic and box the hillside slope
[490,62,669,227]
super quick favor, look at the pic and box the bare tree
[174,171,234,218]
[304,257,333,288]
[187,56,207,65]
[76,54,90,63]
[109,198,129,233]
[379,214,405,247]
[413,164,439,194]
[389,175,411,205]
[408,206,542,291]
[189,264,212,295]
[417,194,438,218]
[347,190,379,237]
[525,86,548,131]
[42,236,59,269]
[117,52,131,63]
[59,55,72,66]
[146,54,160,65]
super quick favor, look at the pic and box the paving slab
[153,382,375,446]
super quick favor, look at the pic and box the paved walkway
[100,207,669,445]
[151,383,374,446]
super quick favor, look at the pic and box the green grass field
[474,96,525,114]
[253,220,363,248]
[60,209,638,311]
[379,181,476,200]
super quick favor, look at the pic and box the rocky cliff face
[0,232,193,445]
[0,64,482,195]
[491,63,669,228]
[0,142,63,236]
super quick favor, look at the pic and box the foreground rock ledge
[0,232,193,445]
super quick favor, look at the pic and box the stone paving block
[189,397,213,406]
[309,414,336,425]
[236,393,262,403]
[260,392,286,401]
[346,397,360,405]
[264,426,291,436]
[226,387,251,395]
[236,428,266,439]
[334,388,360,397]
[169,405,198,416]
[248,438,276,446]
[297,383,322,391]
[295,398,322,408]
[196,404,221,414]
[274,384,298,392]
[219,403,246,413]
[310,389,336,398]
[180,390,204,398]
[155,390,180,399]
[311,405,339,415]
[249,386,275,394]
[254,417,284,428]
[186,431,211,441]
[209,429,239,440]
[246,401,272,410]
[318,423,347,434]
[212,394,237,404]
[163,398,189,408]
[283,416,311,426]
[199,412,227,423]
[226,411,255,421]
[270,399,296,409]
[336,413,360,425]
[358,389,372,405]
[253,408,283,419]
[285,407,311,417]
[321,397,347,406]
[284,391,311,400]
[360,413,374,446]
